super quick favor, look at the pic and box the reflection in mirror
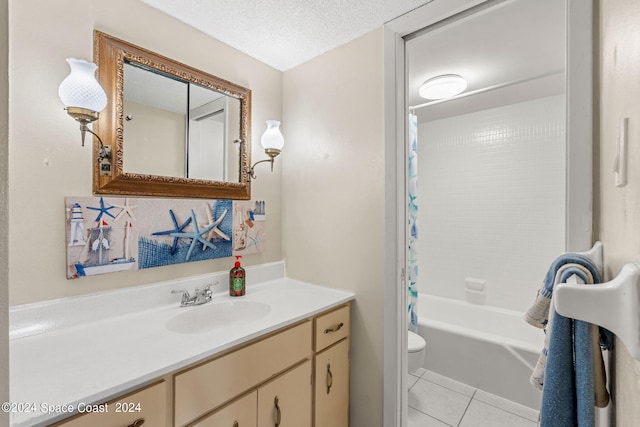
[93,30,252,199]
[188,84,241,182]
[123,62,187,177]
[123,62,242,182]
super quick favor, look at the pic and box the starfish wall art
[64,196,266,279]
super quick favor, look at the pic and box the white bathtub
[416,294,544,409]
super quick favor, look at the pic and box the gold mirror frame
[93,30,251,199]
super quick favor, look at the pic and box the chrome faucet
[172,282,215,307]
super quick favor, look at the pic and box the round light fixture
[419,74,467,100]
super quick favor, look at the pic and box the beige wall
[123,101,186,177]
[17,3,640,427]
[8,0,283,305]
[1,0,9,424]
[597,0,640,425]
[282,29,385,427]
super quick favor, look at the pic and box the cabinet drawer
[314,305,350,352]
[50,380,167,427]
[191,391,257,427]
[257,360,312,427]
[314,339,350,427]
[175,320,312,426]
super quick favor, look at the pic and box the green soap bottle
[229,255,245,296]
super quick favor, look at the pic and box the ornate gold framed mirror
[93,30,251,199]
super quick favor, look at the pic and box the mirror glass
[94,31,252,199]
[122,62,241,182]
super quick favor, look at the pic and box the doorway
[383,1,595,426]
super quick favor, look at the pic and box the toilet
[408,330,426,373]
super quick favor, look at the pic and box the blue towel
[531,253,614,350]
[540,266,595,427]
[539,254,600,298]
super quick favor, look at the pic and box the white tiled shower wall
[417,95,566,312]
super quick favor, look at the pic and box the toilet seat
[408,330,426,352]
[408,330,426,375]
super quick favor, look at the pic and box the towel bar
[552,239,600,315]
[555,262,640,360]
[576,240,604,274]
[557,241,603,286]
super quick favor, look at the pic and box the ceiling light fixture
[419,74,467,100]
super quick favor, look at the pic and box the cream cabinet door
[49,381,167,427]
[257,360,312,427]
[175,321,312,426]
[314,339,349,427]
[191,391,257,427]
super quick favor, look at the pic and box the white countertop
[9,264,354,426]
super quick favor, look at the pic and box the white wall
[418,95,566,312]
[597,0,640,425]
[283,28,385,427]
[1,0,9,423]
[8,0,283,305]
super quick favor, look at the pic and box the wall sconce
[247,120,285,180]
[58,58,110,163]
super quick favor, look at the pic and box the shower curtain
[408,112,419,333]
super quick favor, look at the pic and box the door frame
[382,1,594,426]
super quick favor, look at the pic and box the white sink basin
[166,300,271,334]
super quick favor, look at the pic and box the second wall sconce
[58,58,110,163]
[247,120,285,180]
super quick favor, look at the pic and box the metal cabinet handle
[274,396,282,427]
[326,363,333,394]
[127,418,145,427]
[324,322,344,334]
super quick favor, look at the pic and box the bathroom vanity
[9,262,354,427]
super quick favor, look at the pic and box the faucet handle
[171,289,191,305]
[195,283,214,301]
[198,281,218,297]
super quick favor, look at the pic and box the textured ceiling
[141,0,433,71]
[140,0,566,123]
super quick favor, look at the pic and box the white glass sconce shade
[260,120,285,151]
[246,120,284,179]
[419,74,467,100]
[58,58,107,112]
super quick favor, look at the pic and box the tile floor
[408,369,540,427]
